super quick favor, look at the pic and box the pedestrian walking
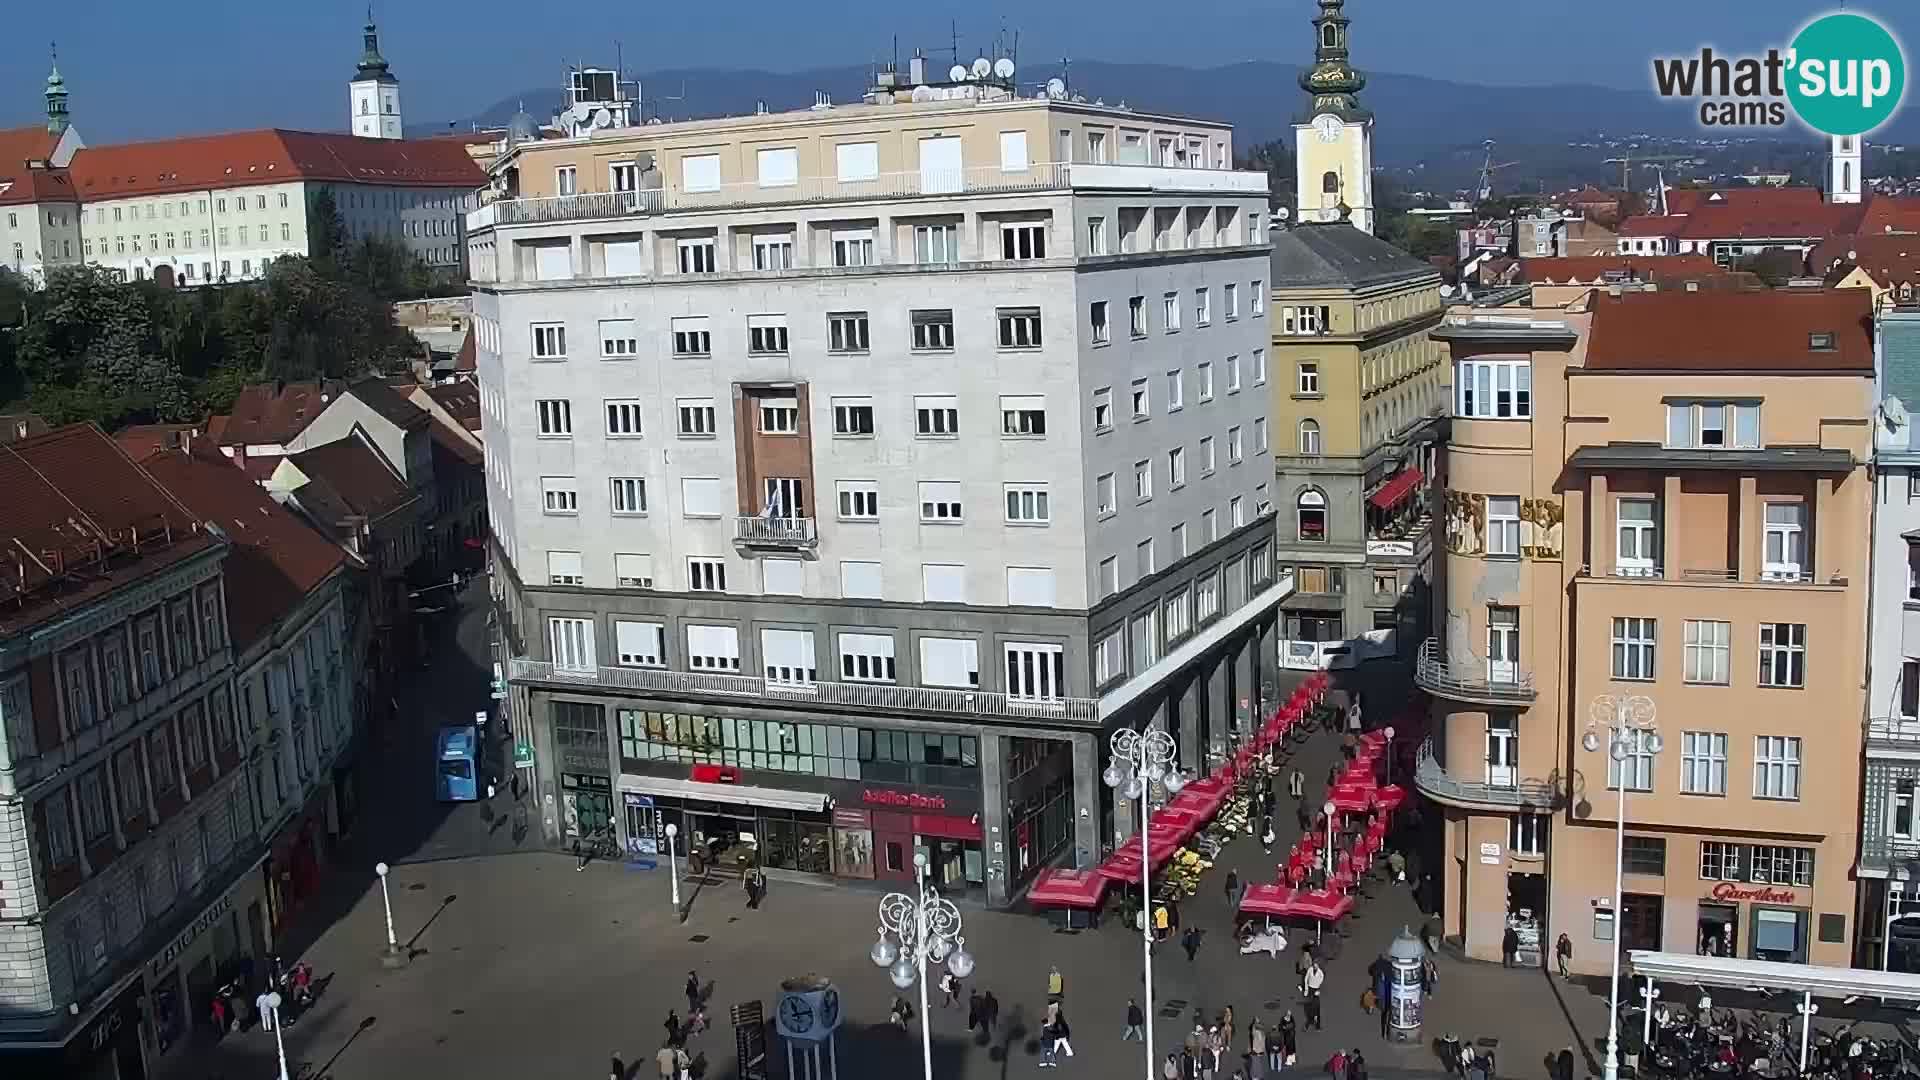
[1048,964,1064,1001]
[1221,1005,1236,1051]
[1165,1050,1184,1080]
[663,1010,679,1047]
[1327,1047,1348,1080]
[1052,1010,1075,1062]
[1277,1012,1297,1072]
[1181,1047,1202,1080]
[1261,815,1275,854]
[1289,769,1305,799]
[1126,998,1146,1041]
[685,970,702,1013]
[1249,1021,1267,1079]
[1386,850,1406,883]
[1302,957,1325,999]
[1183,926,1204,962]
[968,989,983,1031]
[1377,995,1390,1039]
[982,990,1000,1034]
[610,1051,625,1080]
[1296,802,1312,833]
[1303,964,1325,1031]
[1350,1049,1369,1080]
[1225,869,1240,906]
[744,867,766,909]
[940,969,960,1007]
[1555,933,1573,979]
[1501,926,1519,969]
[1206,1025,1225,1078]
[674,1046,691,1080]
[1373,965,1390,1026]
[655,1043,678,1080]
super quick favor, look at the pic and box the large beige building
[1418,287,1873,971]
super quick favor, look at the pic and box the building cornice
[0,543,226,668]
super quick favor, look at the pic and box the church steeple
[45,44,69,136]
[355,7,396,83]
[348,7,403,139]
[1299,0,1369,122]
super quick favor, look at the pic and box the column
[977,730,1011,906]
[1069,731,1100,869]
[1814,475,1836,582]
[1233,631,1255,737]
[1259,618,1279,710]
[1207,653,1231,767]
[1177,670,1203,774]
[1661,473,1682,577]
[1590,471,1612,573]
[1736,474,1761,581]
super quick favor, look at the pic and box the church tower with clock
[1294,0,1375,234]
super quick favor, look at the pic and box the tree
[307,188,348,276]
[1733,247,1805,287]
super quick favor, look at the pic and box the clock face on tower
[1313,114,1343,143]
[821,989,841,1030]
[780,995,815,1033]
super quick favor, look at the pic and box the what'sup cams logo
[1651,12,1906,135]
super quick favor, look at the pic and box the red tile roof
[1858,196,1920,236]
[287,434,414,521]
[1584,288,1874,372]
[0,126,59,169]
[0,165,76,207]
[218,381,343,446]
[1617,215,1686,238]
[1664,187,1827,217]
[427,415,482,468]
[67,129,485,202]
[0,424,216,636]
[425,382,480,432]
[1674,203,1865,242]
[136,444,344,650]
[1519,255,1726,284]
[1806,233,1920,290]
[114,424,201,460]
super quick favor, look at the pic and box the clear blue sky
[2,1,1912,141]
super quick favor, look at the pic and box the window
[1615,498,1659,575]
[1098,557,1119,597]
[921,564,966,603]
[918,481,964,522]
[675,237,716,274]
[1004,643,1066,702]
[915,395,959,436]
[605,399,644,436]
[1622,836,1666,876]
[1169,446,1187,487]
[1611,617,1657,681]
[685,625,741,673]
[1753,735,1802,799]
[59,652,95,733]
[1680,731,1728,795]
[1164,588,1193,642]
[1173,522,1189,558]
[752,233,795,270]
[1226,355,1242,394]
[1129,295,1147,337]
[1895,779,1919,839]
[77,768,109,841]
[1002,222,1046,260]
[911,310,955,350]
[1090,301,1110,345]
[1005,484,1050,524]
[1510,813,1548,857]
[1905,660,1920,719]
[828,312,870,353]
[1195,287,1211,326]
[1134,459,1153,502]
[837,633,895,683]
[1231,496,1246,527]
[1162,292,1181,333]
[834,140,879,182]
[841,561,884,599]
[677,398,717,436]
[757,393,799,434]
[1136,539,1157,578]
[1683,620,1731,685]
[1198,362,1215,402]
[913,223,957,264]
[1000,395,1047,436]
[1086,217,1108,256]
[548,615,594,672]
[609,477,648,515]
[998,130,1029,172]
[831,229,874,267]
[1160,372,1183,415]
[536,398,572,436]
[756,146,798,188]
[1297,489,1326,541]
[1095,473,1117,517]
[599,319,638,359]
[1456,360,1532,419]
[1007,567,1057,607]
[1603,728,1657,792]
[1281,305,1323,334]
[1486,496,1521,556]
[680,477,723,518]
[836,480,879,521]
[612,621,665,667]
[1762,503,1806,579]
[43,790,77,866]
[832,397,875,436]
[1130,378,1150,419]
[1093,388,1114,432]
[1227,426,1244,464]
[997,307,1042,349]
[1093,631,1124,686]
[687,559,728,593]
[545,550,585,587]
[1758,623,1806,688]
[541,477,578,515]
[1298,419,1322,455]
[920,637,980,688]
[746,314,790,356]
[1666,400,1760,449]
[532,323,567,360]
[1255,418,1269,454]
[614,554,654,589]
[1488,716,1520,788]
[1253,349,1267,387]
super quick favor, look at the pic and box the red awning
[1367,468,1425,511]
[1027,868,1108,909]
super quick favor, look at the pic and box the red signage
[1709,882,1797,904]
[862,789,947,811]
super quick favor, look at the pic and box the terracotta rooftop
[66,129,485,202]
[114,423,201,459]
[1617,215,1686,237]
[0,165,76,207]
[345,378,430,431]
[1807,233,1920,291]
[454,325,476,372]
[1675,203,1865,242]
[1519,255,1726,284]
[1665,187,1827,217]
[137,444,344,650]
[0,413,50,445]
[425,382,480,432]
[286,433,414,521]
[219,381,343,446]
[0,424,216,637]
[1584,288,1874,373]
[1858,196,1920,236]
[0,126,59,169]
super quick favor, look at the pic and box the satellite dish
[994,57,1015,80]
[1045,77,1067,99]
[593,108,612,128]
[972,57,992,78]
[911,85,933,102]
[948,64,968,82]
[570,102,592,124]
[1274,206,1292,221]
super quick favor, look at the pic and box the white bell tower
[1830,133,1862,204]
[348,9,402,140]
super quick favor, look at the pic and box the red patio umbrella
[1027,868,1109,909]
[1294,888,1355,922]
[1238,883,1301,917]
[1327,784,1372,813]
[1373,784,1408,811]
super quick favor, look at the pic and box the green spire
[45,43,69,135]
[1300,0,1369,121]
[356,7,394,81]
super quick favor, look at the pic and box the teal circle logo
[1786,12,1905,136]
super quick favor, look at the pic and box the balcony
[1413,737,1559,811]
[1365,513,1433,559]
[1860,830,1920,876]
[1575,565,1840,588]
[734,516,818,550]
[1413,638,1537,705]
[1867,716,1920,752]
[509,657,1100,723]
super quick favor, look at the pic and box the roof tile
[66,129,484,202]
[1584,288,1873,372]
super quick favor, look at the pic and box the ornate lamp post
[1103,728,1188,1080]
[1585,693,1661,1080]
[870,851,974,1080]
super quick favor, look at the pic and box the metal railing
[734,516,818,547]
[493,189,663,225]
[1867,716,1920,746]
[1859,831,1920,870]
[1413,737,1559,809]
[1413,638,1536,702]
[509,657,1100,722]
[1576,565,1824,585]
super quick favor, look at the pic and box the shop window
[1622,835,1666,876]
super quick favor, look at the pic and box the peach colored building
[1417,287,1874,973]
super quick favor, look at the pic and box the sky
[1,1,1913,142]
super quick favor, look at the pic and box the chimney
[910,53,926,86]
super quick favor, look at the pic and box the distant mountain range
[424,59,1920,165]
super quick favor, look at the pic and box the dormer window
[1808,332,1836,351]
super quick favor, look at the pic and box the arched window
[1297,489,1328,542]
[1842,162,1853,192]
[1322,170,1341,194]
[1298,418,1322,455]
[1322,23,1339,48]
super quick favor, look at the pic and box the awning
[1027,869,1108,909]
[1367,468,1425,511]
[619,775,830,813]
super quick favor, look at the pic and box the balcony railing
[1860,831,1920,873]
[1413,737,1558,809]
[494,189,665,225]
[1867,716,1920,748]
[509,657,1100,723]
[1577,565,1829,586]
[1413,638,1537,704]
[734,516,819,548]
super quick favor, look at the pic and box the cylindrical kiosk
[1388,926,1426,1044]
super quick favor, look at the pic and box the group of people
[631,970,710,1080]
[1158,1008,1299,1080]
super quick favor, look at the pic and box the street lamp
[374,862,407,969]
[870,851,974,1080]
[1103,727,1188,1080]
[1383,726,1396,785]
[665,822,681,909]
[263,991,290,1080]
[1585,693,1661,1080]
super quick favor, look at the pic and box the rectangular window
[540,477,579,515]
[679,477,723,518]
[757,392,799,434]
[1000,395,1047,436]
[1606,728,1657,792]
[922,564,967,603]
[1486,496,1521,556]
[836,480,879,521]
[1680,731,1728,795]
[1090,301,1110,345]
[1006,567,1057,608]
[1666,400,1760,449]
[614,621,665,667]
[914,395,959,436]
[997,307,1042,349]
[746,314,789,355]
[599,319,637,359]
[836,633,895,683]
[1614,498,1659,575]
[832,396,874,436]
[676,237,716,274]
[532,323,567,360]
[536,398,572,436]
[1227,426,1244,464]
[756,146,798,188]
[1510,813,1548,857]
[1162,292,1181,333]
[43,790,77,866]
[918,481,964,522]
[609,477,648,515]
[1136,539,1157,579]
[546,550,584,586]
[685,624,741,673]
[1200,436,1216,475]
[613,554,654,590]
[676,398,717,436]
[1456,360,1532,419]
[1129,296,1147,337]
[828,312,870,353]
[1255,417,1269,454]
[1134,459,1154,502]
[1086,217,1108,256]
[1001,222,1047,260]
[998,131,1029,172]
[77,768,109,841]
[1169,446,1187,487]
[1130,378,1150,420]
[1195,287,1211,326]
[687,558,728,593]
[549,616,594,670]
[1758,623,1806,688]
[913,224,957,264]
[1762,503,1807,579]
[1092,387,1114,433]
[1004,484,1050,524]
[1611,617,1657,681]
[1622,836,1666,876]
[911,310,955,350]
[920,637,980,689]
[841,561,884,599]
[605,399,644,436]
[1905,659,1920,719]
[762,558,803,596]
[1096,473,1116,517]
[1753,735,1802,799]
[1683,620,1731,685]
[831,229,874,267]
[1894,780,1919,840]
[758,628,816,686]
[1004,643,1066,702]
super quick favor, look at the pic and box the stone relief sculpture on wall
[1444,491,1483,555]
[1519,498,1563,559]
[1443,491,1563,559]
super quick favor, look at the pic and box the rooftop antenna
[1060,56,1071,93]
[949,20,961,67]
